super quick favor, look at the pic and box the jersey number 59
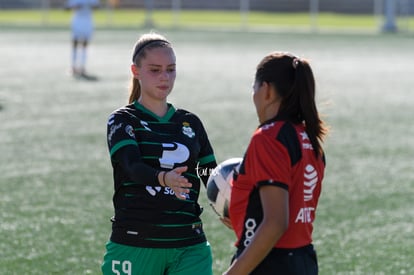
[112,260,131,275]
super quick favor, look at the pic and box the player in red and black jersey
[223,52,328,275]
[102,33,217,275]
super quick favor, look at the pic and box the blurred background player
[66,0,99,78]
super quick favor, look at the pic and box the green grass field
[1,15,414,275]
[0,9,403,31]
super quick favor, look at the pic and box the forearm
[225,221,284,275]
[124,161,161,186]
[115,146,161,186]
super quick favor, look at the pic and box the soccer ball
[206,158,243,218]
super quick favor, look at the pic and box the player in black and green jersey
[101,33,217,275]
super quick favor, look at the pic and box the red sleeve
[248,130,291,190]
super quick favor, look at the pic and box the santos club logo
[304,164,318,202]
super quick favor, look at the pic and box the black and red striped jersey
[230,118,325,250]
[106,100,216,248]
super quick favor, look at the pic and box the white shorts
[71,18,93,41]
[68,0,97,41]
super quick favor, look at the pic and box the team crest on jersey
[182,122,195,138]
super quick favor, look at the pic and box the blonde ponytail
[128,77,141,104]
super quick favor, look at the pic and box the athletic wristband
[157,171,165,187]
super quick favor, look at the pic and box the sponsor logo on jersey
[243,218,257,247]
[108,114,115,125]
[300,131,314,150]
[146,186,162,196]
[295,207,315,223]
[192,223,203,234]
[304,164,318,202]
[300,131,309,141]
[159,142,190,169]
[182,122,195,138]
[295,164,318,223]
[125,125,135,138]
[140,120,151,131]
[146,186,190,199]
[108,123,122,145]
[144,141,191,197]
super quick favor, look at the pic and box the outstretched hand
[164,166,192,200]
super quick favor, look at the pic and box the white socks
[72,46,87,74]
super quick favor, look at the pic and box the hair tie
[292,58,300,69]
[132,39,169,63]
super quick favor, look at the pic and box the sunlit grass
[1,27,413,274]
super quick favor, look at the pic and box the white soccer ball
[206,158,243,218]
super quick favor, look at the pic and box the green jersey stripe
[110,139,138,157]
[198,154,216,165]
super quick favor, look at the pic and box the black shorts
[234,244,318,275]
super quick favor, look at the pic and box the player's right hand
[165,166,192,200]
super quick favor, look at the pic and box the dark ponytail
[255,52,328,157]
[293,59,327,157]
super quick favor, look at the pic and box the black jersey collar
[258,114,301,128]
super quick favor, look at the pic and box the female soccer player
[101,32,217,275]
[66,0,99,77]
[223,52,328,275]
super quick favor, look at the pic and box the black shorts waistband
[109,218,207,248]
[236,244,315,258]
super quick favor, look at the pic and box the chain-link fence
[0,0,413,32]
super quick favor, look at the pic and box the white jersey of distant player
[68,0,99,40]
